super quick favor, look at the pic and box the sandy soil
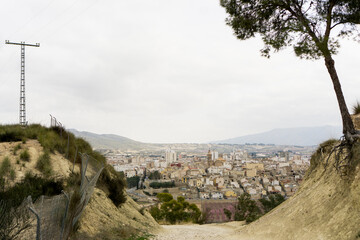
[154,222,246,240]
[74,188,160,239]
[0,140,77,184]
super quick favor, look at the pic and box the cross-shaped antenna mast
[5,40,40,126]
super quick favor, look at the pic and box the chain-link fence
[0,153,104,240]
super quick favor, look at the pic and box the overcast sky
[0,0,359,143]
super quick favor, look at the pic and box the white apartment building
[165,149,177,164]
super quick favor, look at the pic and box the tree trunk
[324,56,356,137]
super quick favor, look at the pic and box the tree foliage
[156,193,173,203]
[220,0,360,59]
[220,0,360,137]
[127,176,140,189]
[149,181,175,189]
[150,194,202,224]
[259,193,285,213]
[234,193,261,223]
[149,170,161,180]
[223,208,232,221]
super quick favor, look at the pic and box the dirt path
[153,222,246,240]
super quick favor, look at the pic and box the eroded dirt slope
[154,141,360,240]
[236,142,360,240]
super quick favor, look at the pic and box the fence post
[60,191,70,240]
[72,146,78,173]
[28,206,41,240]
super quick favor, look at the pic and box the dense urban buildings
[104,144,313,202]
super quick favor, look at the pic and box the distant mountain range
[68,129,150,151]
[211,126,342,146]
[69,125,341,151]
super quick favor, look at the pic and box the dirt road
[153,222,246,240]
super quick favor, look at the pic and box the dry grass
[352,101,360,115]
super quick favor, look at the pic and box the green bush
[234,193,260,223]
[0,124,107,166]
[9,170,16,181]
[19,149,30,162]
[0,157,12,178]
[65,172,81,190]
[0,173,63,208]
[149,181,175,189]
[0,199,32,240]
[223,208,232,221]
[97,165,127,207]
[12,143,22,155]
[156,193,173,203]
[0,124,127,209]
[150,193,201,224]
[306,139,338,176]
[143,191,151,196]
[36,152,53,177]
[149,206,162,221]
[127,176,140,189]
[149,170,161,180]
[259,193,285,213]
[353,101,360,115]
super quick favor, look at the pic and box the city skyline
[1,0,359,143]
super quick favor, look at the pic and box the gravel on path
[153,222,246,240]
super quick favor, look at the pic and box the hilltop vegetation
[0,124,130,239]
[0,124,126,205]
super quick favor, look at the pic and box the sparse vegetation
[19,149,30,161]
[139,207,146,216]
[353,102,360,115]
[0,124,127,207]
[0,124,130,238]
[98,164,127,207]
[0,156,12,177]
[0,199,32,240]
[0,124,105,165]
[36,151,53,177]
[0,173,63,209]
[12,143,22,155]
[305,139,338,177]
[0,157,15,189]
[9,169,16,181]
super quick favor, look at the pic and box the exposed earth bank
[154,138,360,240]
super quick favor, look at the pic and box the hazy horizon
[1,0,359,143]
[71,125,342,145]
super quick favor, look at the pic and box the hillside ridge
[212,125,342,146]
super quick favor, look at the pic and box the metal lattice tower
[5,40,40,126]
